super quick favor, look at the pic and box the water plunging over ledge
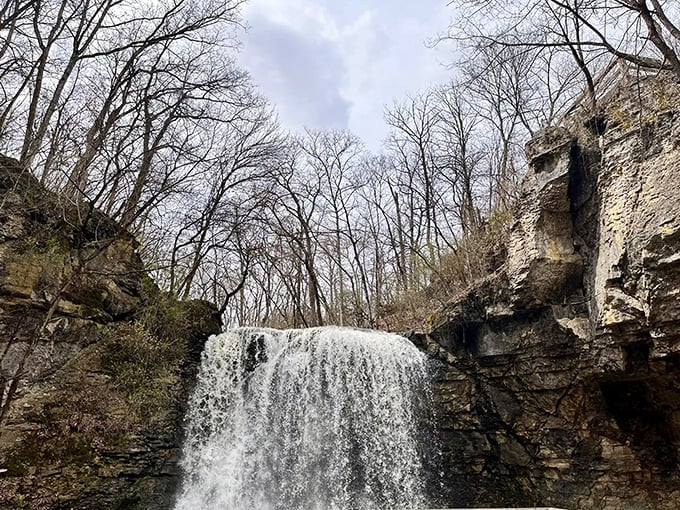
[174,326,433,510]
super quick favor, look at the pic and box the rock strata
[416,74,680,509]
[0,158,221,510]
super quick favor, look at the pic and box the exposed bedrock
[0,158,221,509]
[413,75,680,509]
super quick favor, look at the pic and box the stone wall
[415,74,680,509]
[0,158,221,510]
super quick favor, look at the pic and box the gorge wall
[1,72,679,510]
[414,73,680,509]
[0,158,221,509]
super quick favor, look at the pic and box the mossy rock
[0,156,43,200]
[137,295,221,359]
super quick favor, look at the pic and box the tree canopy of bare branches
[444,1,680,110]
[3,0,671,332]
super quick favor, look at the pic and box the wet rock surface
[418,75,680,509]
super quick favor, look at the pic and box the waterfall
[174,326,433,510]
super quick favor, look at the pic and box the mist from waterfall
[174,326,433,510]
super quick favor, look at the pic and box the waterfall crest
[174,326,432,510]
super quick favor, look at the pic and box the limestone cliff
[414,73,680,509]
[0,158,221,509]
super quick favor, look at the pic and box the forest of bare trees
[2,0,678,329]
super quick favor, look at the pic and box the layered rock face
[417,75,680,509]
[0,159,220,509]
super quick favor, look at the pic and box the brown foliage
[379,209,512,332]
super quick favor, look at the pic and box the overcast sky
[237,0,453,151]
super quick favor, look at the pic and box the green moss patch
[101,321,184,425]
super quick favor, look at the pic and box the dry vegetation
[379,209,513,331]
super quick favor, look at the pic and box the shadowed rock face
[0,159,221,509]
[417,75,680,510]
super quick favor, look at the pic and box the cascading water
[174,326,434,510]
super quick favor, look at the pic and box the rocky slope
[413,73,680,508]
[0,158,220,510]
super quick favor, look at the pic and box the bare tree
[445,1,680,109]
[0,0,245,178]
[385,92,441,264]
[434,84,485,234]
[299,129,372,325]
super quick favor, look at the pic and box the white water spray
[174,326,432,510]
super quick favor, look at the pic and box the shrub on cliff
[379,209,513,331]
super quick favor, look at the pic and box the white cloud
[238,0,453,150]
[240,14,350,130]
